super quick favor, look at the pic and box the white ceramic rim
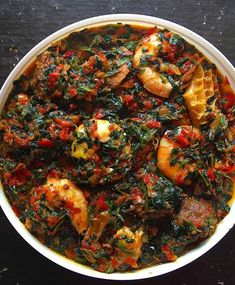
[0,14,234,281]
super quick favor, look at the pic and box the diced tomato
[94,109,103,119]
[94,154,101,164]
[69,103,77,111]
[96,195,108,211]
[114,195,126,206]
[55,117,73,127]
[167,65,180,75]
[77,50,87,58]
[49,72,59,89]
[65,248,76,260]
[38,138,54,148]
[131,187,142,197]
[59,128,70,141]
[69,87,77,97]
[41,185,56,204]
[143,173,152,185]
[176,173,185,185]
[124,95,133,106]
[89,122,98,136]
[221,92,235,110]
[14,163,26,171]
[98,263,108,272]
[108,124,116,132]
[168,52,175,62]
[161,245,177,262]
[14,135,29,148]
[38,106,47,114]
[81,240,97,252]
[4,172,11,181]
[176,133,190,147]
[12,205,21,217]
[87,56,96,69]
[207,168,215,181]
[53,91,62,98]
[145,27,158,36]
[180,60,192,74]
[165,31,172,39]
[219,164,235,173]
[66,201,81,219]
[47,216,59,227]
[143,173,157,186]
[124,257,137,267]
[111,257,119,268]
[63,50,74,58]
[144,100,152,110]
[146,120,161,128]
[115,27,127,37]
[48,168,61,179]
[168,44,178,54]
[4,164,31,187]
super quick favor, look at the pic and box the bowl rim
[0,13,234,281]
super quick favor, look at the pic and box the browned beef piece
[176,197,213,228]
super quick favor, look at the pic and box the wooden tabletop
[0,1,234,284]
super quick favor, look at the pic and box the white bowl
[0,14,234,280]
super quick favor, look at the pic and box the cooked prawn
[43,178,88,233]
[133,33,173,98]
[157,126,201,185]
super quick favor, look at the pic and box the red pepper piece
[146,120,161,129]
[207,168,215,181]
[96,195,108,211]
[38,138,54,148]
[59,128,70,141]
[49,72,59,89]
[63,50,74,58]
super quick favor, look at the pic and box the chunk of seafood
[157,126,201,185]
[183,65,207,126]
[133,33,173,98]
[29,178,88,234]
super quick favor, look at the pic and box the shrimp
[133,33,173,98]
[112,226,143,268]
[43,178,88,233]
[157,126,201,185]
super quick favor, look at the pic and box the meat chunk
[176,197,213,228]
[108,64,130,88]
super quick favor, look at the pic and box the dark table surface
[0,0,234,284]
